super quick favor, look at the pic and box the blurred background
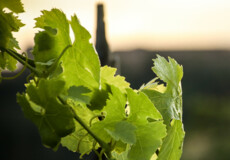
[1,0,230,159]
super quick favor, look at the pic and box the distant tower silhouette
[95,3,109,66]
[95,3,121,73]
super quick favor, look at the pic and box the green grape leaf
[66,86,91,104]
[33,9,70,63]
[105,121,136,144]
[0,0,24,13]
[0,51,17,71]
[101,66,130,93]
[142,55,183,124]
[33,9,100,90]
[1,12,24,32]
[152,55,183,88]
[0,37,21,71]
[126,89,166,160]
[65,14,100,89]
[91,86,128,143]
[157,120,185,160]
[91,87,166,160]
[89,84,111,110]
[89,65,130,110]
[0,11,24,48]
[127,123,166,160]
[0,1,24,72]
[127,89,163,123]
[61,104,97,154]
[17,79,75,149]
[0,12,10,48]
[88,84,111,111]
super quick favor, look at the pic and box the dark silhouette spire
[95,3,109,66]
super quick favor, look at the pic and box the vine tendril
[2,52,28,80]
[89,114,105,127]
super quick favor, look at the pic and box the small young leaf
[142,55,183,124]
[152,55,183,88]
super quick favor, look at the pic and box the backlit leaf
[17,79,75,149]
[33,9,100,91]
[101,66,130,93]
[142,55,183,124]
[0,0,24,13]
[157,120,185,160]
[126,89,167,160]
[0,1,24,72]
[61,103,97,154]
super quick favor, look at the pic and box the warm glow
[15,0,230,51]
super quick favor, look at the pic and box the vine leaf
[33,9,71,63]
[31,8,102,153]
[0,0,24,13]
[126,89,166,160]
[66,86,91,104]
[33,9,100,91]
[141,55,185,159]
[142,55,183,125]
[91,86,166,160]
[0,0,24,74]
[101,66,130,93]
[105,121,136,144]
[61,103,97,154]
[157,120,185,160]
[65,14,100,89]
[89,66,130,110]
[91,86,128,143]
[17,79,75,149]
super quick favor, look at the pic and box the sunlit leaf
[17,79,75,149]
[157,120,185,160]
[142,55,183,124]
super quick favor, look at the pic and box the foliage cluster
[0,0,185,159]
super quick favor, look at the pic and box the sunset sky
[15,0,230,51]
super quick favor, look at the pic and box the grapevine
[0,0,185,160]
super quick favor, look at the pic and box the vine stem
[57,96,112,159]
[72,109,112,159]
[2,52,28,80]
[45,45,72,75]
[1,48,40,75]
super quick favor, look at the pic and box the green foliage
[142,55,183,125]
[157,120,185,160]
[141,55,184,159]
[17,79,75,149]
[0,0,24,76]
[0,0,24,13]
[126,89,166,160]
[0,0,185,159]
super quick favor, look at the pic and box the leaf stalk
[57,96,112,159]
[0,48,40,75]
[72,109,112,159]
